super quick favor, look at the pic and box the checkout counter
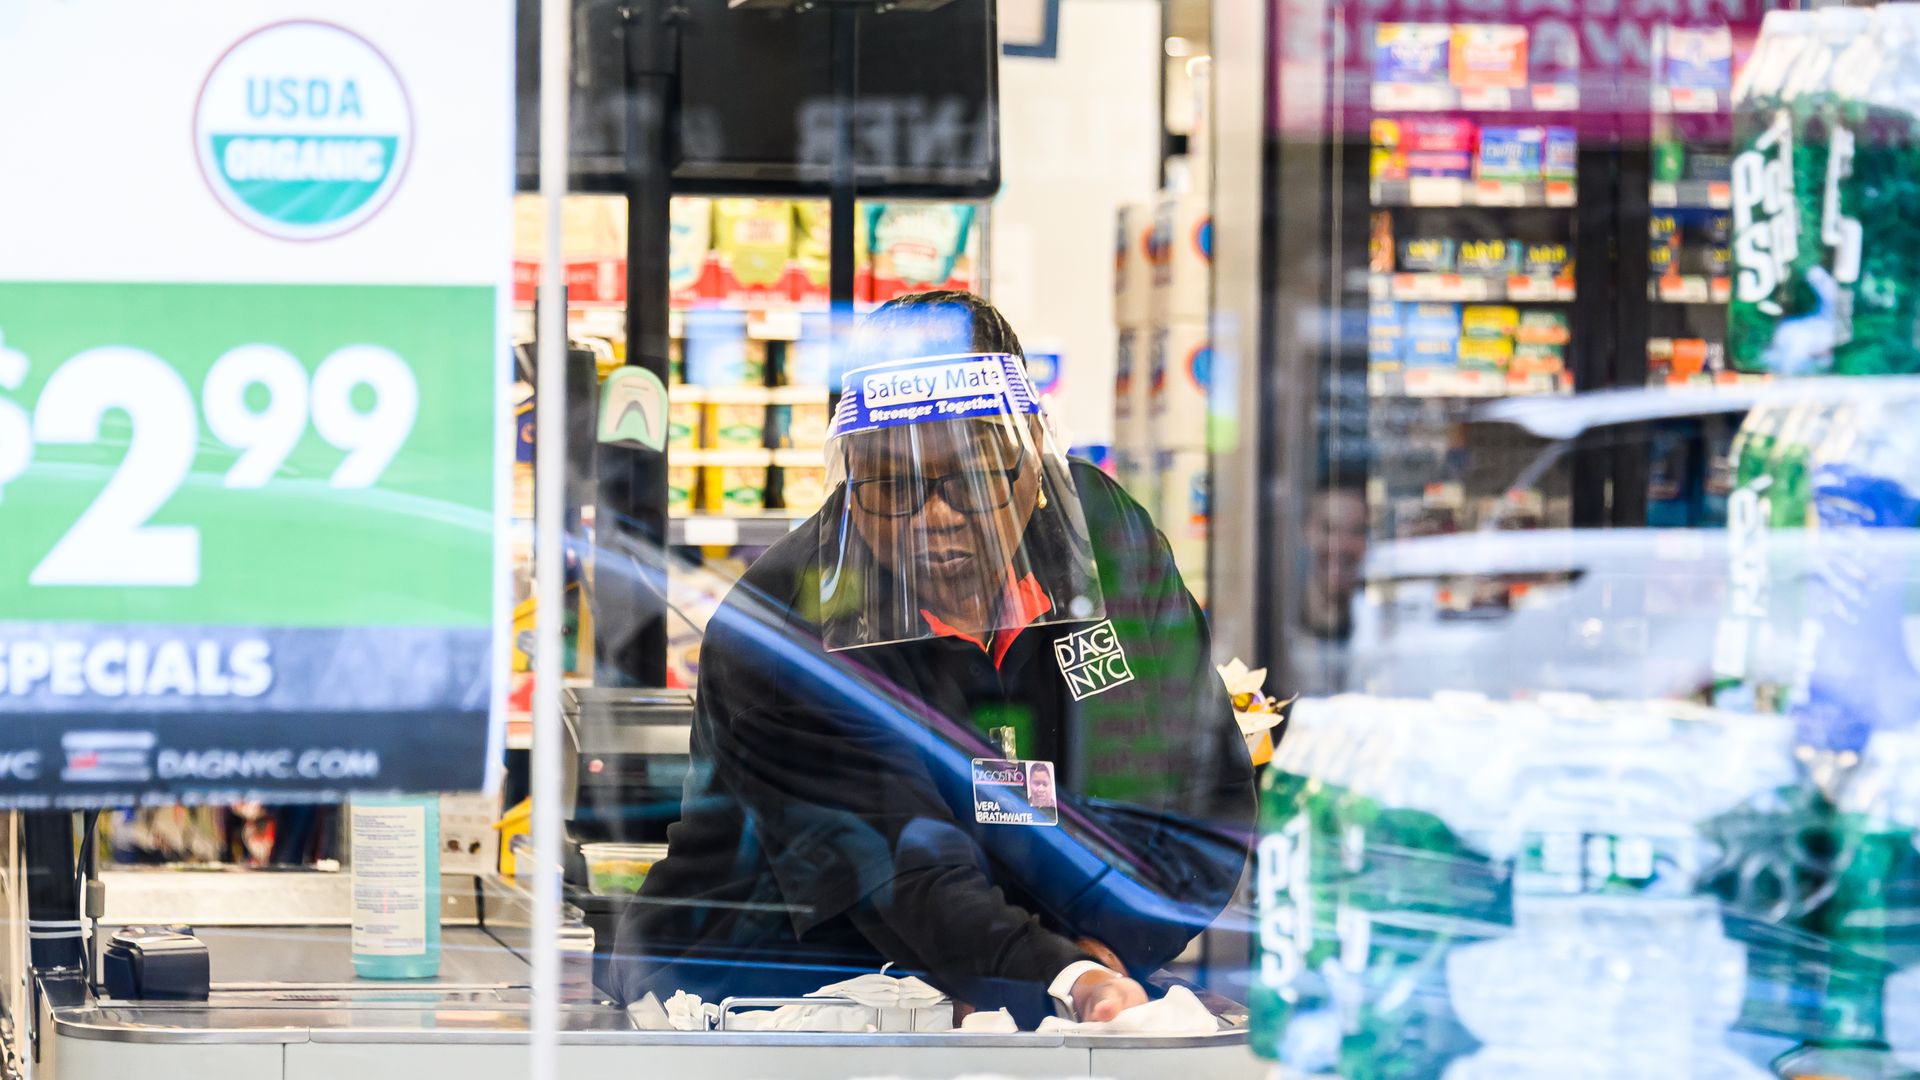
[32,690,1263,1080]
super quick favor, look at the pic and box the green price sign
[0,282,499,805]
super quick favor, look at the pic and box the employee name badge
[971,758,1059,826]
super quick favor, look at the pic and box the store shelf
[1646,371,1773,389]
[1369,367,1571,399]
[1652,87,1724,115]
[1649,275,1731,305]
[1650,180,1732,211]
[668,513,808,547]
[1372,81,1580,113]
[1372,178,1577,209]
[1371,272,1574,303]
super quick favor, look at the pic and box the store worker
[612,291,1255,1027]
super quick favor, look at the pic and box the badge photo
[971,758,1059,827]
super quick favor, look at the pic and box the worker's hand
[1069,968,1148,1023]
[1075,936,1124,972]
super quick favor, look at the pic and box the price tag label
[1507,275,1543,300]
[1474,181,1527,207]
[681,516,741,547]
[1650,182,1679,208]
[1530,84,1579,111]
[1669,87,1719,113]
[1708,182,1732,209]
[1544,181,1577,207]
[1408,177,1465,207]
[1458,86,1512,111]
[1373,83,1452,111]
[747,307,803,341]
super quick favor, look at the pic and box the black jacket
[610,462,1254,1025]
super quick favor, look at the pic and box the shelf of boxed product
[1369,367,1570,399]
[1370,301,1570,400]
[1370,272,1572,303]
[1649,275,1731,305]
[1646,337,1770,388]
[1371,23,1578,113]
[512,193,983,321]
[668,384,830,530]
[1371,81,1580,113]
[1371,177,1576,209]
[1649,180,1731,211]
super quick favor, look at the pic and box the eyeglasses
[848,452,1026,517]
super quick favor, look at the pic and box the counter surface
[57,923,1250,1052]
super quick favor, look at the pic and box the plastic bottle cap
[1761,9,1821,34]
[1876,2,1920,33]
[1816,6,1872,34]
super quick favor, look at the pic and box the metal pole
[532,0,571,1074]
[829,6,859,376]
[596,0,675,688]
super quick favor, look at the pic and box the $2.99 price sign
[2,337,417,587]
[0,282,498,803]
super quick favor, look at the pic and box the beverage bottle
[1749,402,1841,712]
[1713,404,1788,710]
[1249,701,1508,1077]
[1729,11,1825,373]
[1832,5,1920,376]
[1792,396,1920,751]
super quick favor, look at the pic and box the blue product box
[1404,336,1459,368]
[1543,127,1577,180]
[1374,24,1452,85]
[1369,300,1404,337]
[1477,126,1544,181]
[1403,302,1462,341]
[1369,335,1405,365]
[1662,27,1732,90]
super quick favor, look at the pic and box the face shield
[820,352,1105,652]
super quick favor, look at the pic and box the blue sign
[1026,350,1063,395]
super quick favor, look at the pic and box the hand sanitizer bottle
[350,794,442,979]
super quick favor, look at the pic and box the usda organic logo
[194,21,413,241]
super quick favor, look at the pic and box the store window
[0,0,1279,1078]
[4,0,1919,1078]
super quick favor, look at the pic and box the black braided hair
[861,290,1025,359]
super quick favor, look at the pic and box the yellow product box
[1457,334,1514,371]
[774,449,829,514]
[703,449,773,515]
[667,385,706,450]
[667,453,703,514]
[1460,304,1520,340]
[771,385,831,450]
[712,198,793,298]
[703,386,771,450]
